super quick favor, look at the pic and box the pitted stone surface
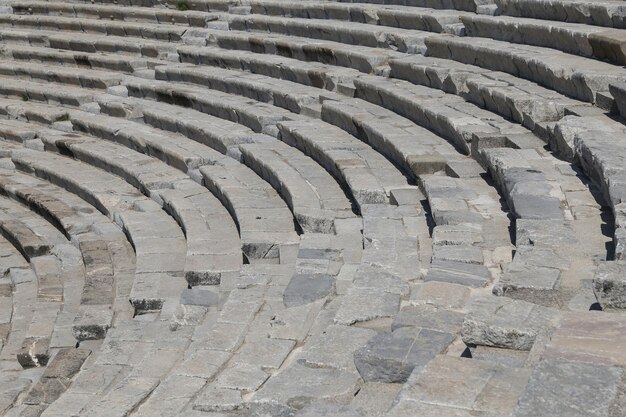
[0,0,623,415]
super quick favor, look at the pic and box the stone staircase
[0,0,625,416]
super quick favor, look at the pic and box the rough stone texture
[425,260,491,288]
[462,297,560,350]
[393,356,532,416]
[512,359,623,417]
[593,261,626,310]
[0,1,624,416]
[283,272,334,307]
[353,327,455,383]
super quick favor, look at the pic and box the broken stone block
[593,261,626,310]
[462,297,560,350]
[17,337,50,368]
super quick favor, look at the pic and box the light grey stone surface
[0,1,623,415]
[512,359,624,417]
[462,297,560,350]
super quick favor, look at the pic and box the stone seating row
[9,0,218,27]
[495,0,626,29]
[0,22,616,308]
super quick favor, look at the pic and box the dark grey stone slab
[353,327,455,383]
[283,273,334,307]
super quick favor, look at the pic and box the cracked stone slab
[512,359,624,417]
[515,219,577,249]
[353,327,455,383]
[193,386,244,413]
[493,262,561,305]
[425,260,491,288]
[283,272,334,307]
[462,296,560,350]
[432,244,484,264]
[297,325,376,372]
[409,281,471,310]
[250,364,361,417]
[395,355,532,416]
[334,287,400,325]
[391,305,465,334]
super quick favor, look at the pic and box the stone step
[238,0,494,14]
[0,195,77,368]
[0,43,158,73]
[385,54,624,263]
[0,25,399,75]
[245,1,469,32]
[276,119,412,209]
[0,60,125,89]
[92,95,352,235]
[0,76,98,107]
[353,75,527,155]
[0,105,246,278]
[422,174,512,260]
[0,229,29,275]
[122,76,303,137]
[0,169,135,341]
[552,115,626,260]
[199,159,299,263]
[225,13,433,54]
[70,111,299,263]
[389,355,531,416]
[389,53,584,132]
[154,62,343,116]
[480,147,565,221]
[177,44,361,92]
[0,213,52,260]
[0,234,29,355]
[425,34,626,107]
[8,0,219,27]
[0,28,177,59]
[462,14,626,65]
[462,295,560,350]
[321,96,466,180]
[204,26,404,74]
[0,14,190,42]
[495,0,626,29]
[239,142,356,234]
[0,118,38,142]
[32,126,244,282]
[610,82,626,119]
[8,147,188,314]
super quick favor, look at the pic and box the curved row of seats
[0,0,624,416]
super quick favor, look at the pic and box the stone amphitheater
[1,0,626,415]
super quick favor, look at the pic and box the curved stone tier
[0,0,625,416]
